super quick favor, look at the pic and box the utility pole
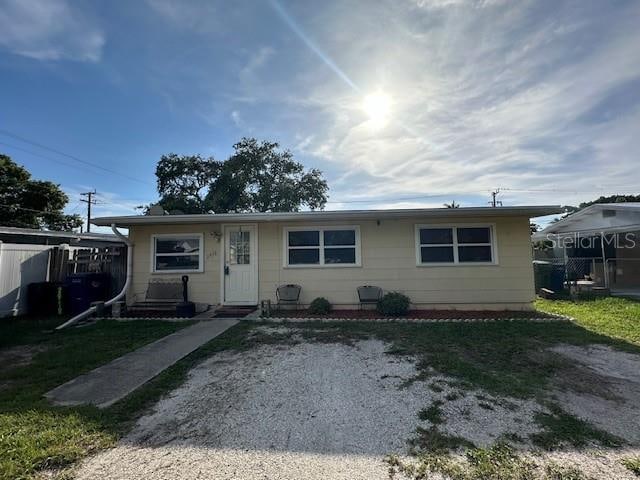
[80,190,97,232]
[489,189,502,207]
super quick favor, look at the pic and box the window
[416,225,495,265]
[285,226,360,267]
[229,231,250,265]
[152,234,204,272]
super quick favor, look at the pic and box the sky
[1,0,640,232]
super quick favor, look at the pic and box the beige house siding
[126,214,535,310]
[128,224,222,305]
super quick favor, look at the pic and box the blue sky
[1,0,640,231]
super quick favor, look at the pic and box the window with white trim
[417,226,495,264]
[152,234,203,272]
[285,227,360,266]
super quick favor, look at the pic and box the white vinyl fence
[0,242,52,317]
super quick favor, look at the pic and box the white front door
[223,225,258,305]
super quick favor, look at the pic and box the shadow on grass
[2,316,640,479]
[0,316,242,480]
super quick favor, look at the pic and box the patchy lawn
[76,319,640,480]
[536,296,640,345]
[5,302,640,480]
[0,317,197,480]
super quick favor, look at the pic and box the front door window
[229,231,251,265]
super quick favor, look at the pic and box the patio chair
[276,284,302,310]
[357,285,383,310]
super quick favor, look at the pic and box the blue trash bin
[66,273,110,315]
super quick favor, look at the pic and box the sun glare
[363,91,392,128]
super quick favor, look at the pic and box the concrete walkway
[45,319,239,408]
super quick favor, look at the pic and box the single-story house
[92,205,560,311]
[532,202,640,297]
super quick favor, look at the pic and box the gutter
[56,224,133,330]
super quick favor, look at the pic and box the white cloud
[146,0,219,33]
[255,0,640,208]
[240,46,276,83]
[0,0,104,62]
[230,110,242,127]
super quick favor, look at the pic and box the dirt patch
[0,344,48,391]
[433,385,547,447]
[0,344,48,369]
[549,344,640,444]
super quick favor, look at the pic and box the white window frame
[283,225,361,268]
[415,224,498,266]
[151,233,204,273]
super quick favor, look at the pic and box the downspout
[56,224,132,330]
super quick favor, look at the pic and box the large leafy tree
[154,138,328,214]
[0,154,83,230]
[154,154,221,213]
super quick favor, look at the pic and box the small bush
[309,297,331,315]
[377,292,411,316]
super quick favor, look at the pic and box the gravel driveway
[76,339,432,479]
[74,326,640,480]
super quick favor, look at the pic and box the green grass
[0,317,254,480]
[622,457,640,476]
[536,296,640,345]
[4,309,639,478]
[389,443,591,480]
[282,319,638,399]
[531,404,622,450]
[418,400,444,424]
[268,319,637,451]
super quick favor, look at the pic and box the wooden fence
[0,242,126,317]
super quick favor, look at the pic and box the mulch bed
[266,309,557,320]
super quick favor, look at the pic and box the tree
[154,154,221,214]
[443,200,460,208]
[0,154,83,230]
[154,138,329,214]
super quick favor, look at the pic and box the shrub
[377,292,410,316]
[309,297,331,315]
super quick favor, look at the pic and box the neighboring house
[0,226,123,247]
[0,227,125,317]
[93,205,559,311]
[532,203,640,296]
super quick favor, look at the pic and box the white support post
[601,232,609,289]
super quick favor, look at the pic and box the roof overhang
[532,203,640,240]
[0,225,123,242]
[93,205,562,228]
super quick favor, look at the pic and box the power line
[0,141,89,172]
[0,203,70,217]
[0,129,153,186]
[80,190,97,232]
[326,193,459,204]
